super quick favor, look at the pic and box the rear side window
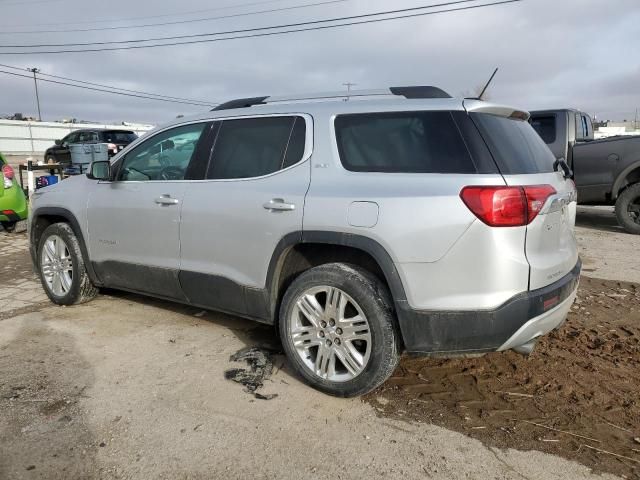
[334,111,476,173]
[471,113,555,174]
[207,116,306,179]
[529,115,556,144]
[102,130,137,143]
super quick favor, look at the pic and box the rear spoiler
[462,99,530,121]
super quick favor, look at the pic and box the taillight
[2,164,14,180]
[460,185,556,227]
[2,164,14,189]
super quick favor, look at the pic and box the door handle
[263,198,295,211]
[155,195,179,206]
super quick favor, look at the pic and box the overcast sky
[0,0,638,125]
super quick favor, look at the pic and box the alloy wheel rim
[289,286,372,382]
[41,235,73,296]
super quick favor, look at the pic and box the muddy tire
[279,263,400,397]
[615,183,640,235]
[37,222,98,305]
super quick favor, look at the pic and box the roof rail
[210,85,451,111]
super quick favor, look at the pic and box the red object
[543,295,560,310]
[2,209,15,215]
[460,185,556,227]
[2,164,14,180]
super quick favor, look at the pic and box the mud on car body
[28,86,580,397]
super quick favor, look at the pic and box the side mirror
[87,161,111,181]
[55,139,63,146]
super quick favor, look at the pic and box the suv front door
[179,115,311,320]
[86,121,212,299]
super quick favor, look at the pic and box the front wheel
[37,222,98,305]
[279,263,400,397]
[615,183,640,234]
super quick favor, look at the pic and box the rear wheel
[279,263,400,397]
[37,223,98,305]
[615,183,640,234]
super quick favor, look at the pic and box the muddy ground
[366,276,640,479]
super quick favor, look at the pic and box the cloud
[1,0,638,123]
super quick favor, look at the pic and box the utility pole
[343,82,357,93]
[342,82,357,102]
[635,108,638,132]
[28,67,41,121]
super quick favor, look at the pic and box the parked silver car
[28,86,580,397]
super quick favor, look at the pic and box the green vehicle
[0,153,28,231]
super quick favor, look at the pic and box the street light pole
[28,67,42,121]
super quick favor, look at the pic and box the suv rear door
[178,115,311,319]
[469,105,578,290]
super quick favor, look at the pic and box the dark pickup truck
[530,109,640,234]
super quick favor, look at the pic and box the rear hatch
[466,101,579,290]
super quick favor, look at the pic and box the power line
[0,63,216,105]
[0,69,217,107]
[0,63,217,105]
[0,0,65,6]
[0,0,296,28]
[0,0,523,55]
[0,0,512,48]
[0,0,349,34]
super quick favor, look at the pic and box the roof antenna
[477,67,498,100]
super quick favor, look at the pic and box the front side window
[575,113,586,140]
[207,116,306,180]
[77,131,98,143]
[117,123,206,181]
[63,132,79,144]
[335,111,476,173]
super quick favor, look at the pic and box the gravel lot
[0,207,637,480]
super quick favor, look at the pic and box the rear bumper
[396,259,581,354]
[0,186,28,223]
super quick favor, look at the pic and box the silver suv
[29,86,580,397]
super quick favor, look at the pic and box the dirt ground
[0,207,638,480]
[365,276,640,479]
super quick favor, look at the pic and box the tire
[37,222,98,305]
[1,221,16,233]
[615,183,640,235]
[279,263,400,397]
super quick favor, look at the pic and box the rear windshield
[102,131,137,143]
[334,111,477,173]
[471,113,555,174]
